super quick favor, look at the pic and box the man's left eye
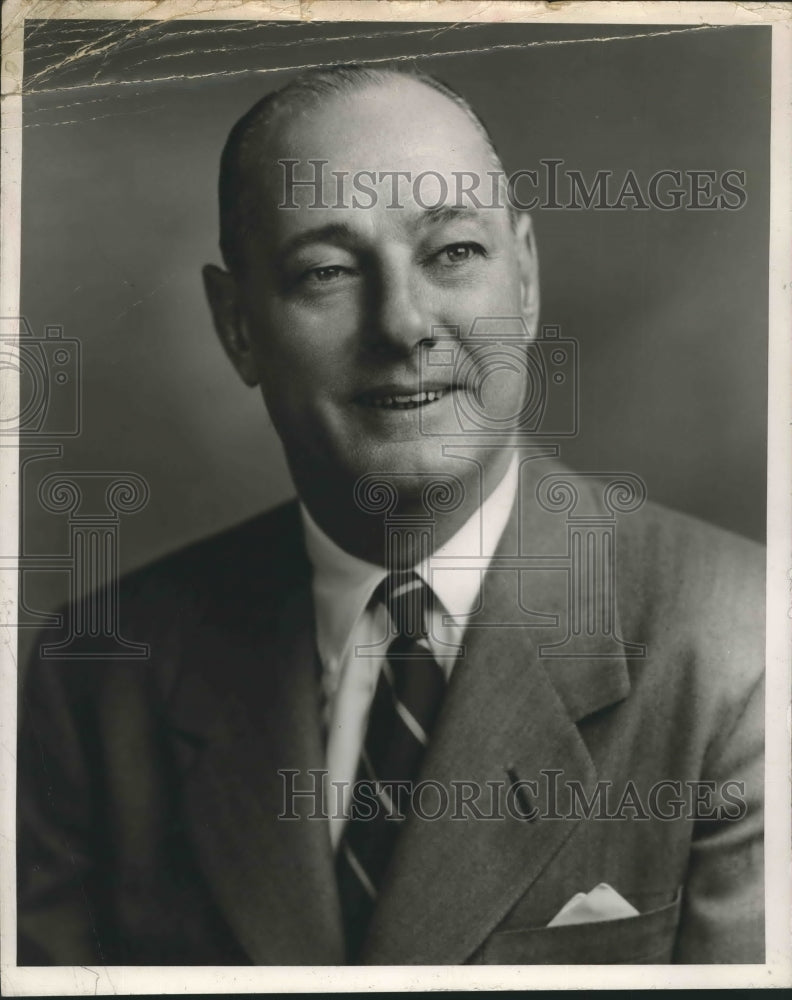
[439,242,484,264]
[306,265,348,283]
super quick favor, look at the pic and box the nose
[366,250,432,356]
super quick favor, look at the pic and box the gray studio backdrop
[17,21,769,663]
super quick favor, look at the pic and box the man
[17,66,764,966]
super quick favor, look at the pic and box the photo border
[1,1,789,993]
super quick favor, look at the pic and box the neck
[295,451,515,567]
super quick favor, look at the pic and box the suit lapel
[361,458,632,964]
[164,509,344,965]
[156,459,635,966]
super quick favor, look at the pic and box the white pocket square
[547,883,639,927]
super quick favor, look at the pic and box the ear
[513,212,540,338]
[202,264,261,387]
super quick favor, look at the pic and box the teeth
[367,389,448,409]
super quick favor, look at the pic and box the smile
[356,388,451,410]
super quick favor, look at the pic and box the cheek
[251,301,356,388]
[467,346,531,417]
[442,264,524,331]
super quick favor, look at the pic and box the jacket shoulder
[120,498,305,595]
[617,499,764,615]
[23,500,307,687]
[616,499,765,719]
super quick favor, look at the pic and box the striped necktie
[335,570,447,962]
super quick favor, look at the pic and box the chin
[342,439,484,518]
[361,437,458,477]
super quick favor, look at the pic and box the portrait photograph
[1,1,790,994]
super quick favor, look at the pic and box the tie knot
[379,571,430,640]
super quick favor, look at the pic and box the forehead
[246,78,501,235]
[281,77,492,173]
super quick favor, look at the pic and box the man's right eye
[302,265,355,285]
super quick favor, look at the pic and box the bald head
[217,65,508,275]
[202,63,539,555]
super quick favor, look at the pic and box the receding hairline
[218,66,509,274]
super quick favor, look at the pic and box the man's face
[206,78,539,514]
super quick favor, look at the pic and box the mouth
[355,386,455,410]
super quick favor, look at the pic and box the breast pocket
[473,890,682,965]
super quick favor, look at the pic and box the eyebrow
[277,205,486,260]
[279,222,359,259]
[418,204,483,227]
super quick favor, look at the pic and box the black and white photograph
[1,1,790,993]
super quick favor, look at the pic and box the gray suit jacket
[17,461,764,965]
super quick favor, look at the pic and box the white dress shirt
[300,453,518,849]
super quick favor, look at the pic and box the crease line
[17,24,726,100]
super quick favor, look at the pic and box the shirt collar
[300,452,518,670]
[300,504,387,671]
[416,452,518,626]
